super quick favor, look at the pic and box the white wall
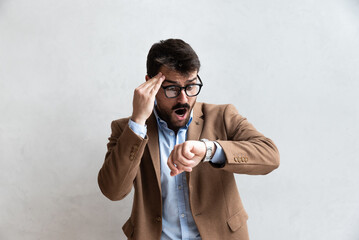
[1,0,358,239]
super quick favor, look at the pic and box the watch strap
[200,139,213,162]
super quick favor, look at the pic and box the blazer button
[155,216,161,222]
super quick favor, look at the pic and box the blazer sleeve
[216,104,280,175]
[98,119,148,201]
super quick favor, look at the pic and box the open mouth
[174,108,187,117]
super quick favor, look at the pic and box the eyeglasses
[161,75,203,98]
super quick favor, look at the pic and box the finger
[171,168,184,177]
[151,74,165,93]
[143,74,165,98]
[172,148,195,170]
[173,144,195,167]
[169,145,196,176]
[173,155,196,168]
[173,160,193,172]
[167,153,179,176]
[182,142,195,159]
[146,72,164,88]
[169,146,191,175]
[172,145,190,167]
[137,72,163,90]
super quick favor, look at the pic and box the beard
[155,102,195,132]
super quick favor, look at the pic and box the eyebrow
[163,77,197,84]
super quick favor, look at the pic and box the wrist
[131,114,146,126]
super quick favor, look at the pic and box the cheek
[156,97,174,111]
[155,93,166,105]
[189,97,197,106]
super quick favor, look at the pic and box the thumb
[184,147,195,159]
[182,142,195,159]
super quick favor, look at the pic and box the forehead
[159,66,198,84]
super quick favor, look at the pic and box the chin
[171,118,190,130]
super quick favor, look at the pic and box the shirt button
[170,132,174,136]
[181,214,185,218]
[178,185,182,189]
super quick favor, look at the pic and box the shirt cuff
[210,142,226,165]
[128,119,147,139]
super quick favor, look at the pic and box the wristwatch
[200,139,213,162]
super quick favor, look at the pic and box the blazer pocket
[227,208,249,232]
[122,218,134,239]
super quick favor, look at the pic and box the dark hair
[146,39,201,78]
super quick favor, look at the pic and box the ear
[145,75,150,81]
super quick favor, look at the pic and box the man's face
[153,66,199,132]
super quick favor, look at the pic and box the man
[98,39,280,240]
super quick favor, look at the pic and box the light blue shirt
[128,107,225,240]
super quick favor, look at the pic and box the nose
[177,89,188,103]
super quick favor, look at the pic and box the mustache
[172,103,190,110]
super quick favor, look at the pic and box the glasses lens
[186,85,200,96]
[165,86,180,98]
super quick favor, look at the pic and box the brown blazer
[98,102,280,240]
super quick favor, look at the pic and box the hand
[131,73,165,125]
[167,140,209,177]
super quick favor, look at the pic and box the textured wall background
[1,0,358,239]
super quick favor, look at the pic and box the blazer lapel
[146,113,162,193]
[187,102,204,186]
[187,102,204,141]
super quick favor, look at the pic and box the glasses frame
[161,75,203,98]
